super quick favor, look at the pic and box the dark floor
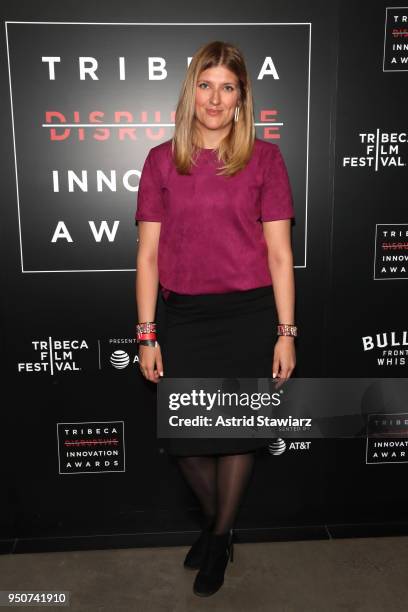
[0,534,407,611]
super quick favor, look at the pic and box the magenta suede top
[135,137,295,298]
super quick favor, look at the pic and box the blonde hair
[171,40,256,177]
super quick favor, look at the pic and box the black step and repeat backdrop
[1,0,406,550]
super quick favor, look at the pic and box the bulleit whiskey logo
[366,413,408,464]
[374,223,408,279]
[343,130,407,172]
[57,421,125,474]
[383,7,408,71]
[361,330,408,368]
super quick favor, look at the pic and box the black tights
[176,452,255,535]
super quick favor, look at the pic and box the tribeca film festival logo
[362,330,408,368]
[374,223,408,279]
[342,131,407,172]
[383,7,408,71]
[17,337,90,374]
[57,421,125,474]
[366,413,408,464]
[17,336,141,374]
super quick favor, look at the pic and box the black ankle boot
[193,529,234,597]
[183,518,216,570]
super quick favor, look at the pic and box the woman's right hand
[138,342,164,383]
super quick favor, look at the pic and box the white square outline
[366,411,408,464]
[382,7,408,72]
[373,223,408,280]
[5,21,311,273]
[56,419,126,474]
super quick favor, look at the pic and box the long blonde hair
[171,40,256,177]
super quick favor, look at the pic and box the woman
[135,40,297,597]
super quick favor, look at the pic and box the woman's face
[194,65,241,137]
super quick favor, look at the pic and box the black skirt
[158,284,278,456]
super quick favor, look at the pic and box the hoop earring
[234,106,240,122]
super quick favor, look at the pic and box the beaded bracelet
[136,321,156,334]
[277,323,298,337]
[136,321,159,346]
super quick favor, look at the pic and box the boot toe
[193,573,223,597]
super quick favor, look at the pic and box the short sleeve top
[135,137,295,298]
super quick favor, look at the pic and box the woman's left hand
[272,336,296,387]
